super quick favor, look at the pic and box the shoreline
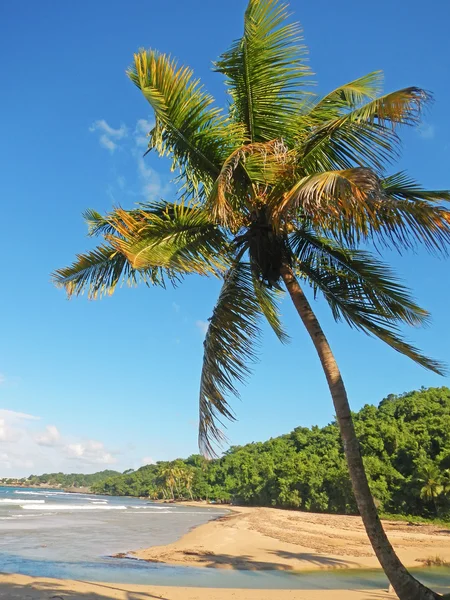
[122,505,450,573]
[1,505,450,599]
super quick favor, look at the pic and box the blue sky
[0,0,449,477]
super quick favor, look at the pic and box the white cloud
[0,408,120,477]
[418,123,435,140]
[99,134,118,152]
[0,409,40,422]
[65,440,117,465]
[137,157,168,201]
[89,120,128,138]
[89,119,128,153]
[141,456,155,466]
[172,302,180,313]
[0,452,11,469]
[196,320,209,336]
[134,118,154,148]
[0,410,40,443]
[117,175,126,189]
[35,425,61,447]
[0,374,5,384]
[0,419,22,443]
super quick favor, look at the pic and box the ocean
[1,486,449,592]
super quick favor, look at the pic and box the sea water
[0,486,449,592]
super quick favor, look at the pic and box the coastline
[1,505,450,598]
[124,505,450,572]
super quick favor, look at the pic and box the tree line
[91,387,450,520]
[1,470,120,489]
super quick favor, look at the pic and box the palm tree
[160,465,177,500]
[418,465,443,515]
[53,1,450,598]
[441,469,450,496]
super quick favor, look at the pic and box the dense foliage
[1,470,120,489]
[92,388,450,520]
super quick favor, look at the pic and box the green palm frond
[292,242,445,375]
[52,244,162,299]
[308,71,384,118]
[128,50,244,199]
[382,171,450,202]
[215,0,312,143]
[199,262,262,456]
[300,87,431,172]
[106,202,229,275]
[290,228,430,328]
[279,167,450,253]
[252,271,289,343]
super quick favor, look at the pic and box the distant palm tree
[418,465,444,514]
[53,1,450,598]
[441,470,450,496]
[160,465,177,500]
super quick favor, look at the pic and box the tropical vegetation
[53,0,450,597]
[0,470,120,489]
[91,388,450,521]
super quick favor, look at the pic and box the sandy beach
[2,505,450,599]
[128,505,450,572]
[0,573,398,599]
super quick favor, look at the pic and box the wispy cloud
[141,456,155,466]
[134,118,154,148]
[0,409,40,422]
[172,302,181,313]
[418,123,435,140]
[137,156,170,201]
[89,119,128,153]
[196,320,209,336]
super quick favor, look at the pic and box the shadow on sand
[0,579,395,600]
[0,579,170,600]
[144,548,359,571]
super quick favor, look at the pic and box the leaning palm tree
[54,1,450,598]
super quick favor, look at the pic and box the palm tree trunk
[280,263,440,600]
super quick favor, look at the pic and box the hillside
[92,387,450,520]
[1,470,120,490]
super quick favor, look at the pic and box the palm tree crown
[54,0,449,455]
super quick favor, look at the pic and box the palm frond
[105,202,230,275]
[309,71,384,118]
[207,139,293,226]
[290,228,430,328]
[128,50,244,199]
[52,244,162,299]
[292,240,445,375]
[252,271,289,343]
[199,262,262,456]
[300,87,431,172]
[382,171,450,202]
[215,0,312,143]
[278,167,450,253]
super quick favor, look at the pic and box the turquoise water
[1,486,449,592]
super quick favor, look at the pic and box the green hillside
[2,470,120,489]
[92,387,450,520]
